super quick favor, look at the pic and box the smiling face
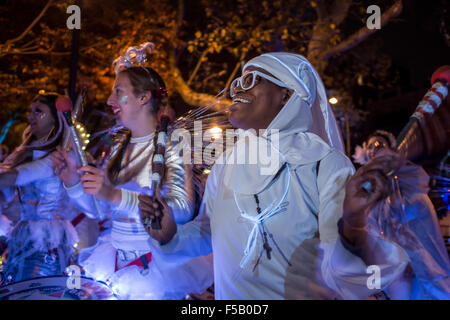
[228,66,291,131]
[27,100,56,140]
[107,72,148,130]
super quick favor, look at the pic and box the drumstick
[396,66,450,149]
[149,106,175,230]
[56,96,105,220]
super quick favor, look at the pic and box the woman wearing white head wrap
[151,52,409,299]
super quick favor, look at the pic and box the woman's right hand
[51,146,79,186]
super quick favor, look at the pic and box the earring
[141,96,146,101]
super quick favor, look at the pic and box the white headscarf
[244,52,344,160]
[223,52,345,195]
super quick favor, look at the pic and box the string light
[329,97,338,105]
[208,126,222,140]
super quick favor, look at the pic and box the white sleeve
[64,181,110,220]
[159,144,195,224]
[116,189,140,214]
[159,164,218,259]
[15,156,54,186]
[317,150,409,299]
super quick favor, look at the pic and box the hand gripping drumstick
[56,96,105,220]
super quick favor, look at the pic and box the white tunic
[163,146,410,299]
[165,52,409,299]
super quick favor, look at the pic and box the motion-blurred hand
[51,146,79,186]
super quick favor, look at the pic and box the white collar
[130,132,154,144]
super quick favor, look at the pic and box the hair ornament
[112,42,155,74]
[156,87,168,99]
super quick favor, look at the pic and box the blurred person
[0,92,79,284]
[349,130,450,299]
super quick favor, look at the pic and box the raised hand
[343,150,404,228]
[138,192,177,245]
[78,165,121,205]
[51,146,79,186]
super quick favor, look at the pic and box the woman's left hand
[78,165,121,205]
[139,192,177,245]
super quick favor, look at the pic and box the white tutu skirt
[4,217,79,282]
[79,235,214,300]
[0,215,12,237]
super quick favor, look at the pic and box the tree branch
[330,0,352,26]
[0,38,115,58]
[323,0,403,60]
[168,52,230,109]
[224,48,249,92]
[308,0,352,67]
[5,0,54,45]
[313,0,327,21]
[187,48,209,85]
[171,66,230,109]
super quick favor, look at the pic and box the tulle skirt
[4,217,79,283]
[79,233,214,300]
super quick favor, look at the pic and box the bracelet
[337,218,368,255]
[63,180,81,189]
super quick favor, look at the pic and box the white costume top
[65,133,213,300]
[161,53,409,299]
[2,150,79,282]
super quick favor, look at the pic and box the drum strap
[71,213,86,227]
[114,251,152,272]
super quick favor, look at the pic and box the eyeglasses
[367,139,389,151]
[230,70,289,98]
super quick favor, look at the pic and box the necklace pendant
[263,242,272,260]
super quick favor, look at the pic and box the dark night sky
[351,0,449,142]
[381,0,449,89]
